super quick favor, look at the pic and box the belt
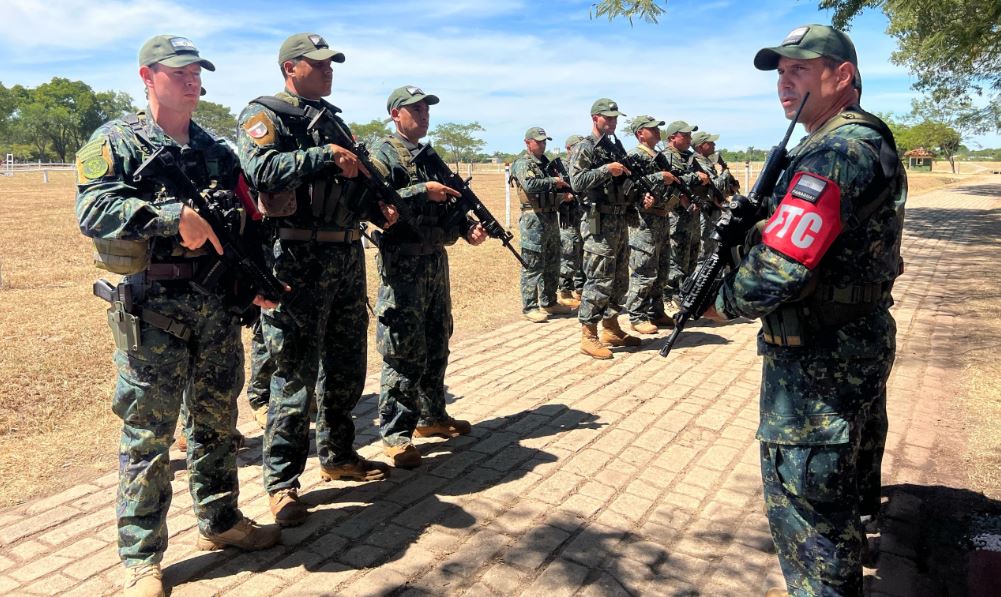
[394,242,443,256]
[145,263,196,281]
[815,282,890,304]
[93,279,192,342]
[278,228,362,243]
[520,205,559,213]
[596,204,630,215]
[762,332,802,347]
[640,207,670,217]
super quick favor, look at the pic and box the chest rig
[251,95,361,238]
[380,136,450,248]
[761,108,905,348]
[510,156,560,213]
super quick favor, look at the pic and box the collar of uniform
[278,89,340,113]
[138,107,196,147]
[529,152,547,166]
[637,144,657,157]
[393,131,422,151]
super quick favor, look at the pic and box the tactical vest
[580,137,629,211]
[376,135,453,248]
[510,156,560,212]
[92,112,235,275]
[250,95,362,233]
[760,108,906,347]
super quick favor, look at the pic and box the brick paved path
[0,179,998,596]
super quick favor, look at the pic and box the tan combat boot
[268,488,309,527]
[652,313,675,328]
[581,324,613,359]
[764,589,789,597]
[384,443,422,468]
[631,320,659,335]
[415,417,472,438]
[196,516,281,551]
[124,563,164,597]
[253,404,268,429]
[541,302,573,315]
[320,458,390,482]
[600,317,642,347]
[524,309,548,323]
[557,290,581,309]
[572,290,582,301]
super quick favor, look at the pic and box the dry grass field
[0,161,998,509]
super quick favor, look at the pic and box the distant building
[904,147,934,172]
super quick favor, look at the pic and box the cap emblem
[781,27,809,46]
[308,34,325,47]
[169,37,197,52]
[406,86,424,95]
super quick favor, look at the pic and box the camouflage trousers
[376,248,454,447]
[559,205,585,293]
[261,240,368,493]
[698,206,723,262]
[519,211,560,312]
[758,350,892,597]
[246,320,273,412]
[664,207,702,304]
[624,211,671,324]
[578,211,629,325]
[110,282,243,567]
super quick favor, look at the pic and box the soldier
[689,131,737,260]
[237,32,394,528]
[511,126,573,322]
[75,35,280,597]
[660,120,710,310]
[557,134,586,308]
[622,115,681,334]
[570,98,663,359]
[705,24,905,596]
[369,85,487,468]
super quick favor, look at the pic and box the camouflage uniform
[558,198,585,294]
[623,143,675,324]
[369,133,473,446]
[246,320,273,413]
[76,111,247,566]
[715,108,905,596]
[691,151,734,261]
[511,152,562,313]
[661,145,703,305]
[237,90,377,494]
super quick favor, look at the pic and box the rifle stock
[659,92,810,358]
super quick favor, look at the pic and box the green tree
[899,120,962,172]
[193,100,238,142]
[429,121,486,169]
[348,119,392,146]
[591,0,665,23]
[821,0,1001,133]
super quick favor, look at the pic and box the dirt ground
[0,161,998,510]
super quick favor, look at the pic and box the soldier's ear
[139,65,154,90]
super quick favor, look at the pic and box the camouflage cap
[386,85,440,113]
[691,131,719,145]
[565,134,584,148]
[754,24,857,71]
[278,33,346,65]
[664,120,698,136]
[524,127,552,141]
[139,35,215,71]
[628,115,665,135]
[591,98,625,117]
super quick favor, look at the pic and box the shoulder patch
[76,139,114,183]
[242,112,276,146]
[761,171,842,270]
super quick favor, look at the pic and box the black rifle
[596,134,667,202]
[301,106,422,240]
[688,153,728,207]
[133,146,294,321]
[651,150,699,205]
[417,144,528,268]
[660,92,810,358]
[545,156,581,229]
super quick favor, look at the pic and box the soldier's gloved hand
[607,162,631,177]
[327,144,368,178]
[179,205,223,254]
[378,201,399,228]
[426,181,460,203]
[466,223,487,245]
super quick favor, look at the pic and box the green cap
[754,24,857,70]
[278,33,346,65]
[664,120,698,136]
[386,85,440,113]
[524,127,552,141]
[627,115,665,135]
[691,131,719,145]
[565,134,584,148]
[139,35,215,71]
[590,98,625,117]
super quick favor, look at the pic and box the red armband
[761,172,842,269]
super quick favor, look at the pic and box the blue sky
[3,0,999,152]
